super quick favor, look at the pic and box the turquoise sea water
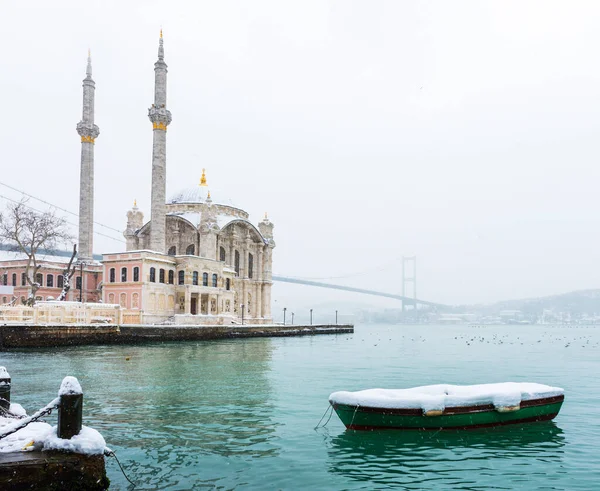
[2,324,600,490]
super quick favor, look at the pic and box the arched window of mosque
[76,276,82,290]
[226,278,230,291]
[168,246,176,256]
[150,267,156,283]
[178,270,185,285]
[12,273,16,286]
[202,272,208,287]
[21,273,26,286]
[234,250,240,277]
[120,293,127,308]
[57,275,64,288]
[46,274,54,287]
[212,274,218,287]
[220,247,226,262]
[133,267,139,282]
[186,244,195,256]
[121,267,128,282]
[168,270,174,284]
[192,271,199,286]
[110,268,116,283]
[36,273,43,285]
[132,293,139,309]
[159,269,165,283]
[248,253,254,279]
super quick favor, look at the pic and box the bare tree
[57,244,78,301]
[0,200,74,305]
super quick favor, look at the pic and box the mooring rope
[105,447,137,488]
[314,404,334,429]
[349,404,360,429]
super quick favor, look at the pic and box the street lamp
[310,308,313,325]
[283,307,287,325]
[241,304,245,325]
[79,261,85,303]
[291,312,294,325]
[335,310,338,325]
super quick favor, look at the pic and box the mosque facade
[0,33,275,325]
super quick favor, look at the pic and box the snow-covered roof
[167,211,201,227]
[0,249,73,264]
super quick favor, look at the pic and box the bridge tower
[402,256,417,311]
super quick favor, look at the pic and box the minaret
[148,30,172,252]
[76,50,100,262]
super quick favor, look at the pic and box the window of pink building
[133,267,139,282]
[121,267,127,282]
[110,268,116,283]
[46,274,54,287]
[57,275,64,288]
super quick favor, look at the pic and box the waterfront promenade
[0,323,353,348]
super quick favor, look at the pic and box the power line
[0,193,125,244]
[0,180,124,235]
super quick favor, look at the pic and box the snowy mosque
[0,33,276,325]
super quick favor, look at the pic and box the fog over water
[3,1,600,306]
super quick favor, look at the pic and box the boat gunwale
[330,394,564,417]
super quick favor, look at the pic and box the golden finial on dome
[264,212,268,220]
[200,169,207,186]
[134,199,137,207]
[207,191,211,200]
[160,28,163,39]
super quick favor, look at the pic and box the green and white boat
[329,382,564,430]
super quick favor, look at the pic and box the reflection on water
[4,324,600,490]
[327,422,566,489]
[5,340,281,490]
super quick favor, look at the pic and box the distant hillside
[466,289,600,316]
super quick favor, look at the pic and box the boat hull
[330,395,564,430]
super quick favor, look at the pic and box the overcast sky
[2,1,600,308]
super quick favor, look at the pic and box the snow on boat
[329,382,564,430]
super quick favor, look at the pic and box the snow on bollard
[0,367,10,411]
[57,376,83,439]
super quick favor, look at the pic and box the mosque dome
[168,169,237,207]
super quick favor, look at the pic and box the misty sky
[2,1,600,309]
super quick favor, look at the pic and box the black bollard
[57,393,83,439]
[0,367,10,411]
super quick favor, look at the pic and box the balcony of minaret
[148,104,172,130]
[76,121,100,143]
